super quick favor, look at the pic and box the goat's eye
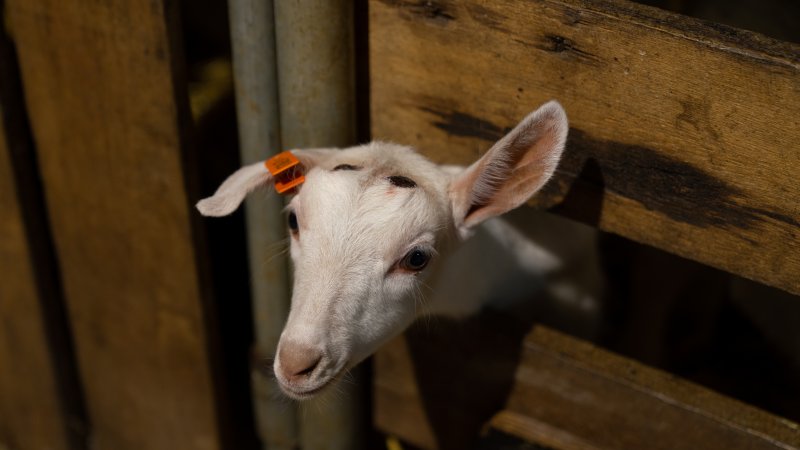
[400,249,430,272]
[288,211,299,233]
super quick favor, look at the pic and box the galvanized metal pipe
[274,1,365,449]
[228,1,298,449]
[275,0,356,147]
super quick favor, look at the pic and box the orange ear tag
[265,151,305,194]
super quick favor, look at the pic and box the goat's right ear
[196,149,335,217]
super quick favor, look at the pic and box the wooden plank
[0,93,73,450]
[6,1,221,449]
[490,327,800,450]
[369,0,800,295]
[374,321,800,449]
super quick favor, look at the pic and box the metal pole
[274,1,366,449]
[228,1,298,449]
[275,1,356,147]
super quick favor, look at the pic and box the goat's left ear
[196,149,334,217]
[449,101,568,234]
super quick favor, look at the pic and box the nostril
[295,356,321,377]
[278,344,323,382]
[295,358,322,375]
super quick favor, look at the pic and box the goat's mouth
[279,372,340,401]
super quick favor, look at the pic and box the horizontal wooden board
[374,320,800,449]
[369,0,800,295]
[491,326,800,450]
[0,96,72,450]
[6,1,221,449]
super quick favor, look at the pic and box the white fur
[196,161,272,216]
[197,101,576,399]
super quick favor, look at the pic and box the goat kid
[197,101,569,400]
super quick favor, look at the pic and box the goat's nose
[278,343,322,383]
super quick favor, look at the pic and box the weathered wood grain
[0,97,73,450]
[491,327,800,449]
[6,1,221,449]
[375,322,800,450]
[370,0,800,295]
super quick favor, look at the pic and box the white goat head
[197,101,568,399]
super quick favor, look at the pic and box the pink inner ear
[464,140,552,222]
[457,106,566,228]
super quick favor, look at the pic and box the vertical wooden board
[375,311,547,450]
[369,0,800,295]
[6,1,220,449]
[0,110,71,450]
[373,337,438,450]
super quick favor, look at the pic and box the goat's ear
[449,101,568,233]
[196,161,271,217]
[196,149,334,217]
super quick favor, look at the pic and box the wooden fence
[1,1,222,449]
[0,0,798,449]
[369,0,799,448]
